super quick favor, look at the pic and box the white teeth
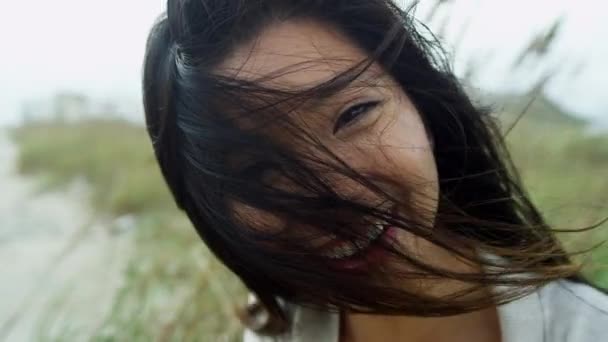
[371,223,385,239]
[325,242,358,259]
[323,223,387,259]
[355,239,368,249]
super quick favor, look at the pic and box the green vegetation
[10,98,608,340]
[499,98,608,284]
[13,120,169,216]
[12,119,247,341]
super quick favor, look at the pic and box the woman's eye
[333,101,381,134]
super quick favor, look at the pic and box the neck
[340,306,502,342]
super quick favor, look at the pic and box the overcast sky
[0,0,606,126]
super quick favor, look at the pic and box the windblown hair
[142,0,602,336]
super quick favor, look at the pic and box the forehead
[217,19,379,89]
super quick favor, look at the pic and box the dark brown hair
[142,0,605,336]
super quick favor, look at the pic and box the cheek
[231,202,285,233]
[380,96,439,223]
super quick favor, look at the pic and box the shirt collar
[290,290,544,342]
[292,291,544,342]
[287,252,545,342]
[495,289,544,342]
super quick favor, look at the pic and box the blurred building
[19,92,143,124]
[53,92,90,121]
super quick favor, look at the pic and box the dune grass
[12,119,248,341]
[502,116,608,284]
[10,110,608,340]
[12,120,170,216]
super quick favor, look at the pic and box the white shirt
[244,279,608,342]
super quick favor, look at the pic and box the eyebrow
[310,61,377,97]
[297,66,385,113]
[224,60,385,125]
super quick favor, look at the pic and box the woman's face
[218,19,456,278]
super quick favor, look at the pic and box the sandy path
[0,130,133,341]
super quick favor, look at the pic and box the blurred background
[0,0,606,340]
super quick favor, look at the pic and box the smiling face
[143,3,576,324]
[218,19,447,272]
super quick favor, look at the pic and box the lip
[321,224,386,255]
[327,225,399,272]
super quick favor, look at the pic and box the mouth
[320,222,400,272]
[321,222,387,259]
[321,202,400,259]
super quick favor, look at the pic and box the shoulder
[539,279,608,341]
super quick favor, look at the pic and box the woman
[142,1,608,341]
